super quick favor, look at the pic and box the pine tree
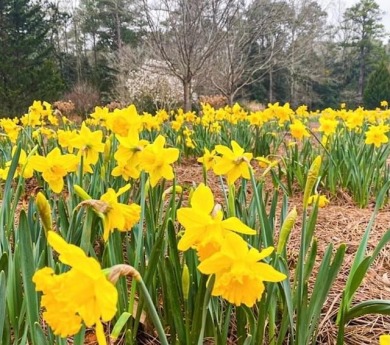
[363,61,390,109]
[0,0,64,116]
[342,0,385,105]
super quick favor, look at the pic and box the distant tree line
[0,0,389,116]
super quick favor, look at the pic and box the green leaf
[0,252,8,276]
[345,257,371,302]
[307,244,345,341]
[303,239,317,283]
[164,257,186,344]
[111,312,132,341]
[33,323,49,345]
[0,271,7,340]
[348,180,390,282]
[345,300,390,321]
[18,210,40,344]
[242,334,253,345]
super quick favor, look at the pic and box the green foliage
[342,0,385,103]
[0,0,64,116]
[363,61,390,109]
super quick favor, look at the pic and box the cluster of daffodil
[177,183,286,307]
[0,99,389,345]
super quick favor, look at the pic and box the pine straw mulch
[172,157,390,345]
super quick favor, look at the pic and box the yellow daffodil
[71,122,105,170]
[0,147,34,180]
[380,335,390,345]
[198,232,286,307]
[90,106,110,124]
[365,124,389,148]
[210,121,221,133]
[213,141,252,185]
[177,183,255,261]
[346,108,364,130]
[106,105,142,137]
[141,112,161,132]
[197,148,218,171]
[33,231,118,344]
[29,148,79,193]
[296,105,309,117]
[99,185,141,241]
[112,132,149,180]
[289,120,310,140]
[0,118,21,143]
[20,110,42,127]
[318,117,338,136]
[57,129,79,153]
[78,184,140,241]
[307,194,329,208]
[171,114,184,131]
[255,156,277,169]
[139,135,179,187]
[248,111,265,127]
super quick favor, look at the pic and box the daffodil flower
[198,232,286,307]
[139,135,179,187]
[213,141,252,185]
[79,184,141,241]
[71,122,105,169]
[177,183,255,261]
[29,147,79,193]
[33,231,118,344]
[365,124,389,148]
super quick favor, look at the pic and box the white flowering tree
[110,46,183,111]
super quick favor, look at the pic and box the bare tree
[207,0,290,105]
[141,0,237,111]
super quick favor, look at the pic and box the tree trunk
[358,45,366,105]
[183,79,192,112]
[228,94,234,106]
[269,66,273,103]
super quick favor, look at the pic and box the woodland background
[1,0,390,116]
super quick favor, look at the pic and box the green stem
[137,277,169,345]
[227,184,236,217]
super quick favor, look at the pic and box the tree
[142,0,237,111]
[207,0,289,105]
[363,60,390,109]
[0,0,63,116]
[74,0,144,101]
[342,0,385,104]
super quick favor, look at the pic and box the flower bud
[162,185,183,200]
[36,192,52,236]
[276,207,297,254]
[303,156,322,208]
[74,184,92,201]
[103,136,111,163]
[182,264,190,301]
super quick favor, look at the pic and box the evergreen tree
[363,60,390,109]
[342,0,385,105]
[0,0,63,116]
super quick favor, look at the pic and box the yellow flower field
[0,100,389,344]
